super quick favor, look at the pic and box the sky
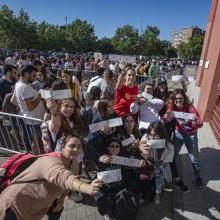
[0,0,211,40]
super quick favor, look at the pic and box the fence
[0,112,43,155]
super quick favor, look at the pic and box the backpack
[111,188,139,220]
[0,152,59,193]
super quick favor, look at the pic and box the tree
[0,6,38,50]
[177,34,204,61]
[95,37,115,54]
[66,19,97,52]
[14,9,38,49]
[112,25,139,55]
[139,26,161,57]
[160,40,177,58]
[0,5,17,49]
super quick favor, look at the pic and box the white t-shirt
[15,81,45,124]
[87,76,107,94]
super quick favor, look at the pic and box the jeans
[155,164,166,194]
[171,131,201,179]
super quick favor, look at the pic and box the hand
[46,99,58,114]
[99,154,112,163]
[119,62,127,75]
[139,141,150,156]
[163,112,173,122]
[139,159,146,167]
[101,126,110,134]
[191,120,197,127]
[89,179,103,195]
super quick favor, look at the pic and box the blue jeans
[171,131,201,179]
[155,164,166,194]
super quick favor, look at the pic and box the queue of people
[0,55,203,220]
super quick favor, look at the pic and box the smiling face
[61,136,82,160]
[107,141,121,156]
[61,72,71,85]
[125,69,136,86]
[60,99,75,118]
[174,93,184,109]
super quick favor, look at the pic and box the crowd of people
[0,53,203,220]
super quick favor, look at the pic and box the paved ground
[1,76,220,220]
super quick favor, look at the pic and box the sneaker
[176,180,190,193]
[195,177,203,189]
[154,193,160,205]
[68,191,84,202]
[104,212,115,220]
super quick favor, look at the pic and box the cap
[157,78,167,85]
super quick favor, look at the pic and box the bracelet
[78,182,85,195]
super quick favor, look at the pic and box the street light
[65,16,68,52]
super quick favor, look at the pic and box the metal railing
[0,112,43,155]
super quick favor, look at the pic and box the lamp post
[65,16,68,52]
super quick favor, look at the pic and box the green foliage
[0,5,190,57]
[177,34,204,60]
[0,6,38,50]
[112,25,139,55]
[139,26,167,57]
[96,37,115,54]
[66,19,97,52]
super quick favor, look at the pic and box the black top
[0,78,15,101]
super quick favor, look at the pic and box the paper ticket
[112,156,141,167]
[170,111,196,120]
[40,89,72,100]
[139,121,150,130]
[121,135,135,146]
[171,75,185,82]
[142,92,153,100]
[97,169,122,184]
[89,117,122,132]
[147,139,166,149]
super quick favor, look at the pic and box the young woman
[61,70,79,102]
[46,97,85,152]
[140,121,174,204]
[0,135,102,220]
[164,88,203,190]
[85,99,116,164]
[32,66,48,91]
[114,65,138,117]
[130,82,164,127]
[117,114,141,157]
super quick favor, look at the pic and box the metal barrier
[136,75,149,85]
[82,70,97,82]
[0,112,43,155]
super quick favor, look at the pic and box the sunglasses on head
[109,144,120,149]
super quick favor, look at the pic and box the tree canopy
[0,4,203,59]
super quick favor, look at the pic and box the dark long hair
[59,97,86,136]
[147,121,169,141]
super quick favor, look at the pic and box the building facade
[196,0,220,144]
[171,26,204,48]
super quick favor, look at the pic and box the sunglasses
[109,144,120,149]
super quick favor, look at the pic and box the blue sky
[0,0,211,40]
